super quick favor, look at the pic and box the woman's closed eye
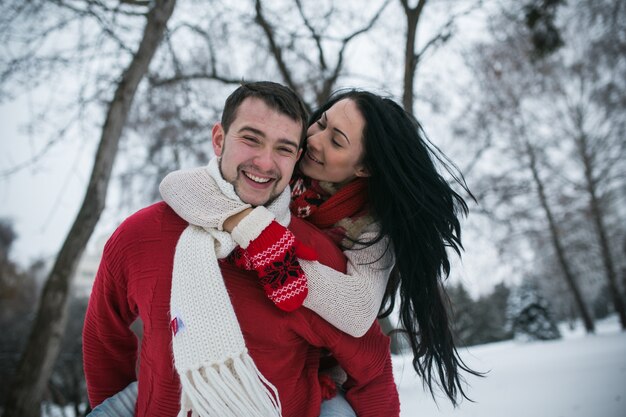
[314,118,341,146]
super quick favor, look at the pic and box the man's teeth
[245,172,271,183]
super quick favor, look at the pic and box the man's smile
[243,171,272,183]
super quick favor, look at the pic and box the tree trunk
[1,1,177,416]
[400,0,427,114]
[578,133,626,329]
[525,140,595,333]
[622,237,626,306]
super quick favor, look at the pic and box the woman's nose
[306,131,322,150]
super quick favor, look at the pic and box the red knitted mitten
[243,221,317,312]
[229,246,253,270]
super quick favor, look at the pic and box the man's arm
[83,230,139,408]
[298,312,401,417]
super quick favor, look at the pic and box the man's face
[212,97,303,206]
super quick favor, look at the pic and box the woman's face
[299,98,369,184]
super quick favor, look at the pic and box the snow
[394,316,626,417]
[37,317,626,417]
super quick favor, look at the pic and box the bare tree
[569,99,626,328]
[141,0,392,113]
[456,2,606,332]
[508,0,626,329]
[561,0,626,328]
[253,0,392,109]
[398,0,482,114]
[523,136,595,332]
[117,0,396,204]
[2,1,176,415]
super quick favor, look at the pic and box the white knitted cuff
[231,206,275,249]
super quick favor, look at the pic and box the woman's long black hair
[308,90,481,405]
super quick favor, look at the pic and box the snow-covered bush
[506,280,561,341]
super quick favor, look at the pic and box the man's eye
[316,120,326,129]
[278,147,295,155]
[244,136,259,143]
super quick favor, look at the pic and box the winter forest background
[1,0,625,416]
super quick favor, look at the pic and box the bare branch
[462,134,491,177]
[1,129,70,179]
[415,1,481,61]
[49,1,139,53]
[342,0,391,44]
[415,23,452,61]
[254,0,301,98]
[119,0,150,6]
[0,80,108,178]
[171,23,216,72]
[294,0,327,71]
[145,21,250,90]
[54,0,148,17]
[149,72,245,87]
[316,0,391,104]
[164,30,184,76]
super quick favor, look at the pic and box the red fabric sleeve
[297,313,400,417]
[82,230,139,408]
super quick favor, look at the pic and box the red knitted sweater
[83,202,400,417]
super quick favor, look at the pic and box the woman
[90,90,477,416]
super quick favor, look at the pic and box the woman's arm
[301,228,393,337]
[159,166,252,230]
[232,210,394,337]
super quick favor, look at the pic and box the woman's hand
[223,208,254,232]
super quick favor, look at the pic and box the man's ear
[212,123,225,156]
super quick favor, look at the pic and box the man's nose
[253,147,275,172]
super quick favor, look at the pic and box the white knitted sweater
[160,160,394,337]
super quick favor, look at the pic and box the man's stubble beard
[218,156,283,208]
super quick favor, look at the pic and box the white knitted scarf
[168,157,291,417]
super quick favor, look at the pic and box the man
[83,82,399,417]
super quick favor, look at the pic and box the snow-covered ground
[35,317,626,417]
[394,316,626,417]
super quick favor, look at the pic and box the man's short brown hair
[221,81,309,147]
